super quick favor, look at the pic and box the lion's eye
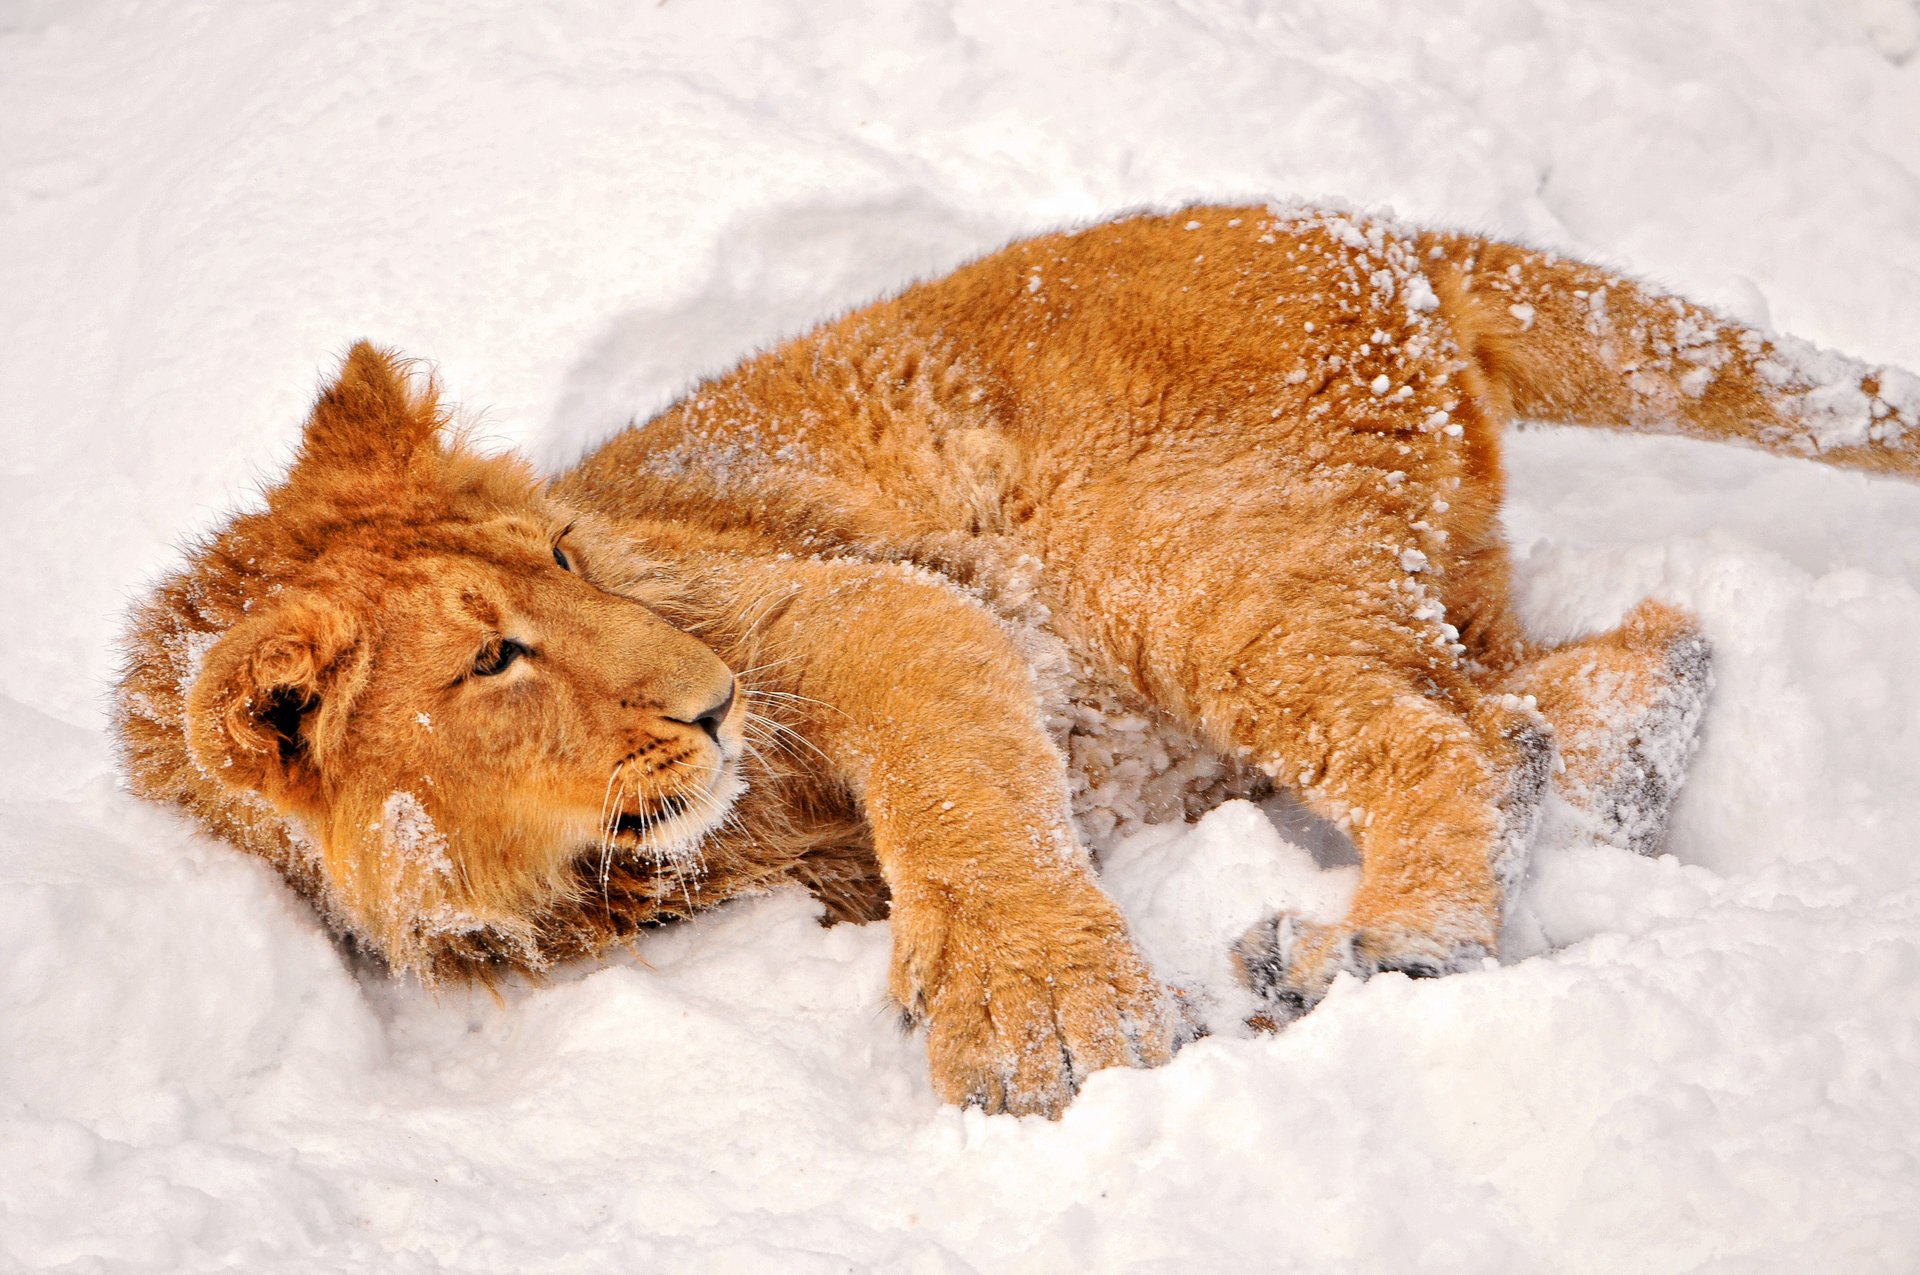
[473,637,532,678]
[552,545,573,572]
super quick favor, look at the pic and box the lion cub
[117,204,1918,1116]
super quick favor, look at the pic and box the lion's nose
[684,679,736,744]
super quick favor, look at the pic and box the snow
[5,1,1920,1270]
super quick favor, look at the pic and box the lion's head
[117,344,759,977]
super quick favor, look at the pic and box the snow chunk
[378,791,453,878]
[1756,330,1918,452]
[1404,272,1439,313]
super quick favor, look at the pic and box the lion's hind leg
[1226,676,1553,1018]
[1044,481,1557,1022]
[1498,600,1713,857]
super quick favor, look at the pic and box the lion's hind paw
[1232,911,1489,1025]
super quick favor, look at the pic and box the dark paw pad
[1231,915,1292,1001]
[1375,958,1446,980]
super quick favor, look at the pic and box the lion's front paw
[1232,912,1490,1024]
[892,889,1176,1118]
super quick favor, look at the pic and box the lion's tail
[1418,232,1920,480]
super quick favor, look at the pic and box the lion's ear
[184,595,365,815]
[293,341,444,480]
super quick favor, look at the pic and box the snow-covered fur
[116,204,1917,1116]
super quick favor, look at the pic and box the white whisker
[746,709,832,767]
[730,655,798,680]
[594,759,626,911]
[745,686,846,718]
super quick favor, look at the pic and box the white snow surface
[6,1,1920,1270]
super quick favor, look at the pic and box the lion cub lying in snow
[117,204,1919,1116]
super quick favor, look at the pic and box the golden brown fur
[115,204,1919,1116]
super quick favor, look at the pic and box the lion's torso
[556,203,1493,851]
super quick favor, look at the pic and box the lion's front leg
[750,562,1176,1117]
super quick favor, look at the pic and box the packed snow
[5,1,1920,1270]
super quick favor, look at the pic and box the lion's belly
[1051,662,1268,849]
[949,540,1266,851]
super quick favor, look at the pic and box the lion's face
[177,345,748,967]
[342,534,745,870]
[313,526,746,937]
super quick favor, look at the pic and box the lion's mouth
[596,757,746,867]
[612,794,689,838]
